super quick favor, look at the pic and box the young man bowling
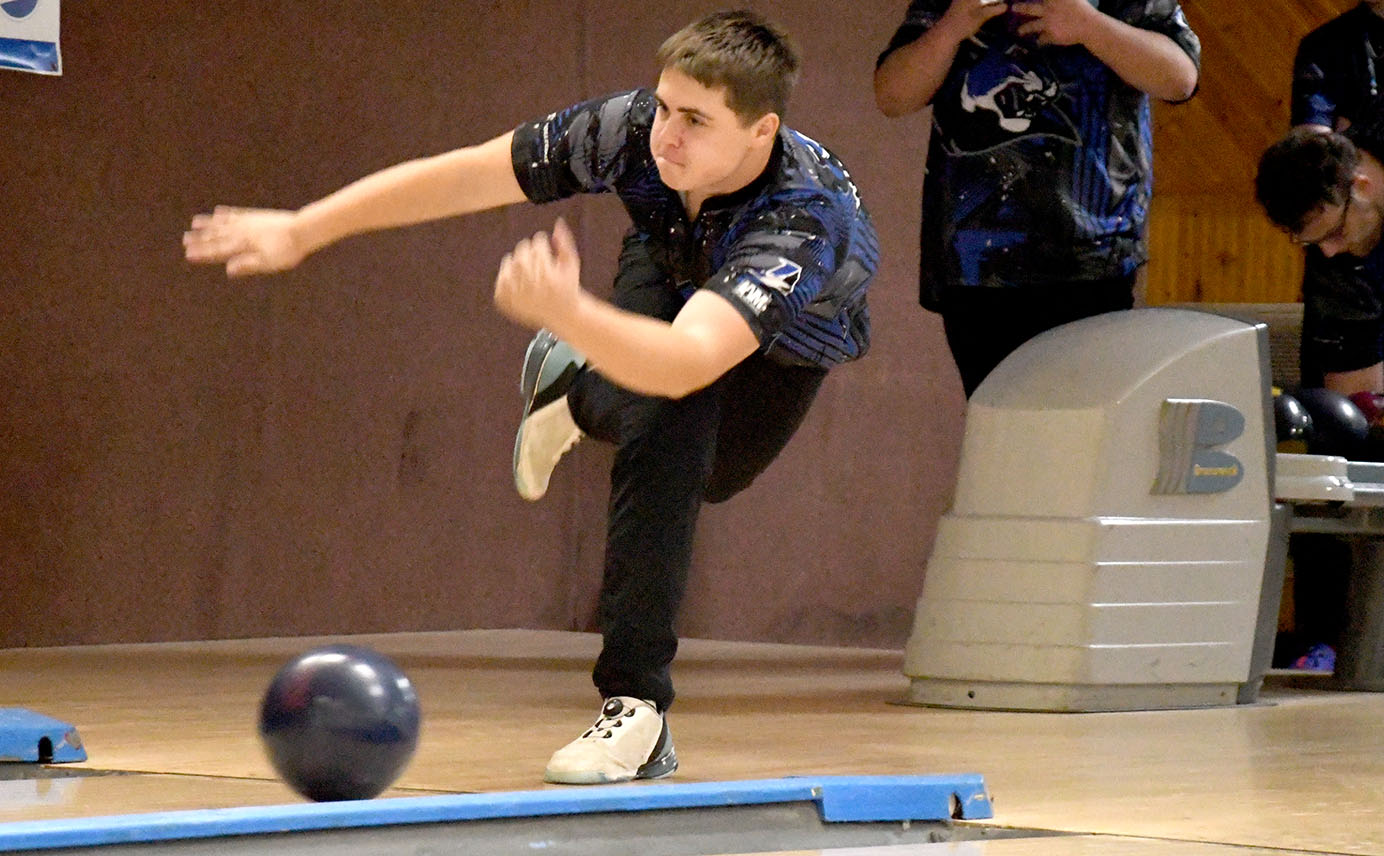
[184,10,879,784]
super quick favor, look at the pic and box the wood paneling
[1148,0,1352,303]
[1146,195,1305,305]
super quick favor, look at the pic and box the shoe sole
[520,331,582,415]
[542,757,678,786]
[513,398,578,501]
[519,332,556,413]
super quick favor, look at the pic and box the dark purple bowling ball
[258,644,420,801]
[1295,387,1370,459]
[1273,391,1312,444]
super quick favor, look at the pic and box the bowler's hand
[183,207,307,277]
[1010,0,1100,46]
[494,217,583,330]
[941,0,1009,40]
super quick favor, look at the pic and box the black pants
[939,275,1137,397]
[1282,534,1350,660]
[1298,246,1383,389]
[566,235,827,711]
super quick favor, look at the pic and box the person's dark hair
[1255,127,1359,233]
[656,10,800,124]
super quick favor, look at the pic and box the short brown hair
[1256,127,1359,233]
[656,10,800,124]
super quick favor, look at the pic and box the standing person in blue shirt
[183,10,877,785]
[874,0,1199,396]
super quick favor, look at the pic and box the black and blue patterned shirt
[1298,108,1384,384]
[878,1,1199,306]
[510,90,877,368]
[1292,3,1384,130]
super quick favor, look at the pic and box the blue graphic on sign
[1,1,39,19]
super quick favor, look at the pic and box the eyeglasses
[1292,194,1353,248]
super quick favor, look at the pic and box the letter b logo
[1152,399,1245,495]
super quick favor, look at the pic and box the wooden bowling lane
[1,772,325,821]
[718,840,1319,856]
[5,629,1384,856]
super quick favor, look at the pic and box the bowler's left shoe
[514,330,586,501]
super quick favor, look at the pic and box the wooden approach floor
[2,629,1382,855]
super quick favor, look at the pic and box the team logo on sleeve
[731,259,802,316]
[760,260,802,295]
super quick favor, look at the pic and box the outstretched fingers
[182,207,304,276]
[183,220,248,264]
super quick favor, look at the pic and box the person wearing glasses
[1288,2,1384,424]
[1258,125,1384,414]
[1291,3,1384,398]
[1279,5,1384,674]
[1256,121,1384,672]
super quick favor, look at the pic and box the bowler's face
[649,68,766,196]
[1295,186,1382,258]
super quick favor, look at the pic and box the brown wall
[0,1,961,649]
[0,1,1345,651]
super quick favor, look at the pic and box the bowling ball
[1294,387,1370,459]
[1273,391,1312,447]
[258,644,421,801]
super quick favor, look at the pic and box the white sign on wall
[0,0,60,75]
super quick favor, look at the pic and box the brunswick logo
[1152,399,1245,495]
